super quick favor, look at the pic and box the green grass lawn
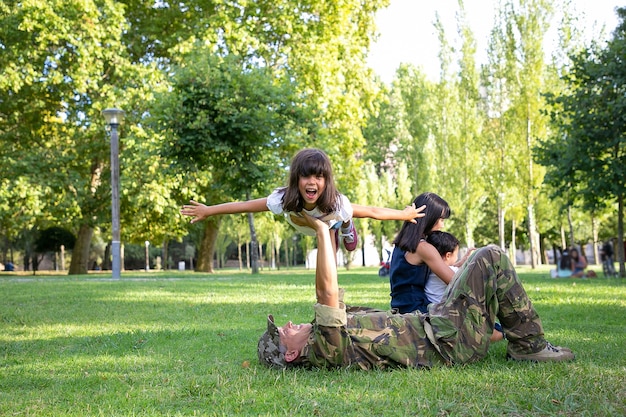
[1,266,625,416]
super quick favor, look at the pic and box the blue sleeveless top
[389,246,430,313]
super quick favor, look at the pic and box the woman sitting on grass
[570,248,596,278]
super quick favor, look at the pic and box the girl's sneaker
[340,222,358,251]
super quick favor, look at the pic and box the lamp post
[145,240,150,271]
[102,108,125,280]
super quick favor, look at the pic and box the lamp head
[102,108,125,126]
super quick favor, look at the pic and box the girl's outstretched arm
[181,198,269,224]
[352,203,426,223]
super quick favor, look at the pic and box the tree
[2,0,387,274]
[481,3,521,251]
[537,7,626,276]
[121,0,387,198]
[508,0,554,267]
[448,1,488,248]
[159,52,307,273]
[0,1,178,274]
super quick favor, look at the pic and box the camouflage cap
[257,315,287,368]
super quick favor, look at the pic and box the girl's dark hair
[426,231,459,257]
[281,148,340,213]
[392,192,451,252]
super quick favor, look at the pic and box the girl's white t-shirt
[266,188,353,236]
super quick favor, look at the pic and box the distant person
[570,248,593,278]
[559,249,571,271]
[4,261,15,272]
[258,212,574,369]
[553,249,573,278]
[600,240,616,277]
[601,240,614,262]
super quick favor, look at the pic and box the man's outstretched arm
[290,213,339,308]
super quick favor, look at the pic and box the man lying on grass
[258,212,574,369]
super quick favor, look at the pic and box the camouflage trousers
[426,245,546,364]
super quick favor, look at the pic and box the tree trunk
[162,241,169,270]
[617,193,625,278]
[247,212,259,274]
[510,219,517,267]
[238,241,243,270]
[69,223,93,275]
[591,215,599,265]
[539,235,547,264]
[275,237,282,270]
[498,192,506,251]
[102,242,111,270]
[284,239,289,268]
[269,239,275,269]
[196,217,220,273]
[567,204,575,249]
[526,203,538,267]
[526,110,537,268]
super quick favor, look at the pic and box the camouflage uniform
[426,244,546,364]
[259,245,547,369]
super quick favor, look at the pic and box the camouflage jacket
[300,303,446,370]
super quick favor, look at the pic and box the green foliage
[537,10,626,210]
[34,227,76,252]
[0,0,184,272]
[2,0,624,274]
[160,52,308,198]
[536,7,626,268]
[1,268,625,416]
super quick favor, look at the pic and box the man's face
[278,321,313,352]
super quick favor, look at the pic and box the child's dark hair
[426,231,459,257]
[393,192,451,252]
[281,148,340,213]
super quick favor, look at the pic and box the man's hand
[289,212,327,232]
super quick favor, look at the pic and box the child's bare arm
[453,247,475,268]
[181,198,269,224]
[352,203,426,223]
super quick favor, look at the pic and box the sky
[367,0,623,83]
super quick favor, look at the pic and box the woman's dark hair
[392,192,451,252]
[281,148,340,213]
[426,231,459,257]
